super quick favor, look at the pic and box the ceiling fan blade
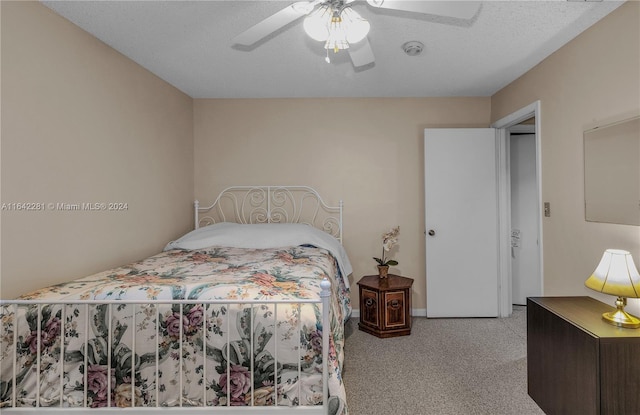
[349,38,375,68]
[232,1,317,46]
[366,0,480,20]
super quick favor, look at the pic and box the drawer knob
[390,299,400,309]
[365,298,375,307]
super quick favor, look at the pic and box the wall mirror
[584,116,640,226]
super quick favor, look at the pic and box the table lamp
[585,249,640,328]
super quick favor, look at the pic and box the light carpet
[341,306,545,415]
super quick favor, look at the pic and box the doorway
[509,124,541,305]
[493,101,544,317]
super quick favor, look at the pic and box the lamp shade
[341,7,370,44]
[324,14,349,51]
[585,249,640,298]
[303,6,332,41]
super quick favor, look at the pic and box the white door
[425,128,499,317]
[510,133,541,305]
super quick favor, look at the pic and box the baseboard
[413,308,427,317]
[350,308,427,318]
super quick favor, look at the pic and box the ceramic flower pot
[377,265,389,279]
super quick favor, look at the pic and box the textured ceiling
[42,0,625,98]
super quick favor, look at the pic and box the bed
[0,186,352,414]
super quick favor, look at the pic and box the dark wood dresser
[527,296,640,415]
[357,274,413,338]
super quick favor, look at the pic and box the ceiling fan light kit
[303,3,370,54]
[232,0,481,69]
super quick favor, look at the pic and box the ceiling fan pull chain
[325,49,331,64]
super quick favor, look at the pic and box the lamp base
[602,297,640,329]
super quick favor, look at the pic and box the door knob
[428,229,436,236]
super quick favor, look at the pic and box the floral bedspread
[0,245,351,413]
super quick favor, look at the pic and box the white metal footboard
[0,280,332,414]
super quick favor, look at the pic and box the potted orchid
[373,226,399,278]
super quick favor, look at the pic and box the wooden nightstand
[357,274,413,338]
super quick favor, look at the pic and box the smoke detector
[402,41,424,56]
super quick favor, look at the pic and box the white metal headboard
[195,186,343,243]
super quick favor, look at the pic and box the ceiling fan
[232,0,480,68]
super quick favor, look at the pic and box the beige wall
[491,2,640,311]
[2,0,637,314]
[0,2,194,298]
[194,98,491,310]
